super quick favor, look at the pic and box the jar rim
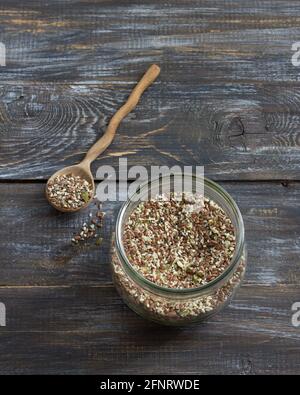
[115,175,245,296]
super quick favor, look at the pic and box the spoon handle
[82,64,161,166]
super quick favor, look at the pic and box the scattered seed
[95,237,103,246]
[71,199,105,246]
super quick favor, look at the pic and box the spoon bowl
[46,163,95,213]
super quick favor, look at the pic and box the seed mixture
[47,174,93,210]
[111,192,245,324]
[123,193,236,289]
[112,252,245,324]
[71,201,105,246]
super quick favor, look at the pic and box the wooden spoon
[46,64,161,213]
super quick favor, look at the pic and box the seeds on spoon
[47,174,93,210]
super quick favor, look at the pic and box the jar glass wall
[111,175,247,326]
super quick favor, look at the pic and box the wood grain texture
[0,181,299,373]
[0,285,299,374]
[0,0,299,84]
[0,0,300,180]
[0,0,300,375]
[0,83,300,180]
[0,181,299,287]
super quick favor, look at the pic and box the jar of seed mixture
[111,175,247,325]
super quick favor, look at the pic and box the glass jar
[111,175,247,325]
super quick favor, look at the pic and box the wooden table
[0,0,299,375]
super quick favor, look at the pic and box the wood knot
[214,115,246,151]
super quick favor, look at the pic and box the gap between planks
[0,283,295,289]
[0,179,299,184]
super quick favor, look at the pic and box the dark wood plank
[0,83,300,180]
[0,284,299,374]
[0,0,300,180]
[0,181,299,286]
[0,0,299,84]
